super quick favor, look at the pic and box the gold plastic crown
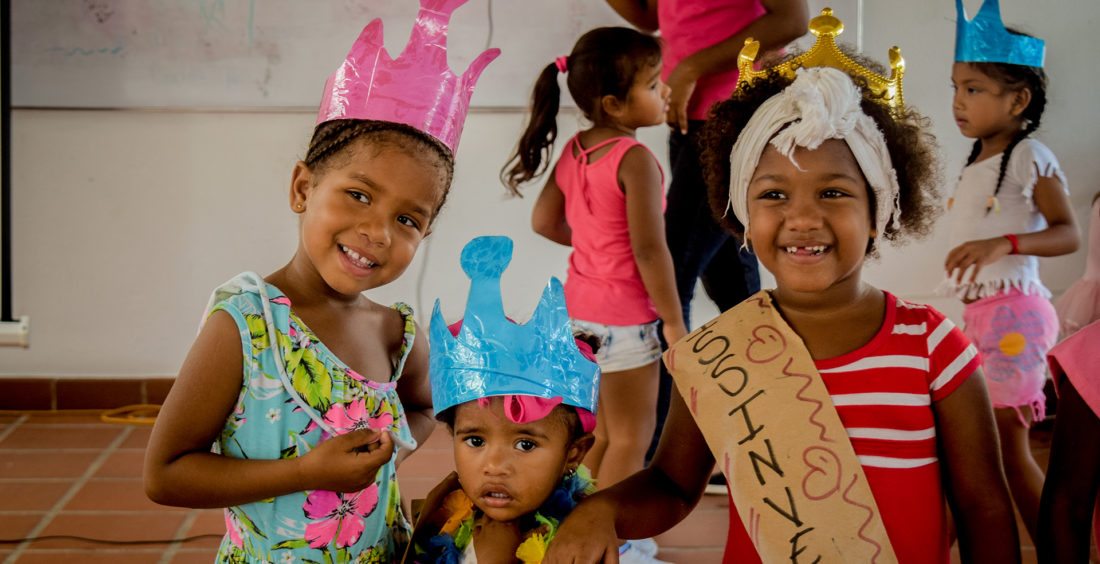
[737,8,905,112]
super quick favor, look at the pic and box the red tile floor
[0,409,1080,563]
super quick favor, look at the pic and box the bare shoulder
[619,143,662,189]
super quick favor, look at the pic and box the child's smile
[746,139,873,300]
[451,399,585,523]
[338,244,378,271]
[291,142,443,297]
[784,244,830,258]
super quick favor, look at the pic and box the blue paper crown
[429,236,601,417]
[955,0,1044,67]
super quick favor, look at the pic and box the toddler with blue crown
[404,236,601,563]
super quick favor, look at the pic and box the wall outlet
[0,316,30,348]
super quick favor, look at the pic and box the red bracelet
[1003,233,1020,255]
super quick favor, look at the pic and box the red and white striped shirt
[725,292,981,564]
[816,293,980,469]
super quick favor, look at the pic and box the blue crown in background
[955,0,1044,67]
[429,236,601,417]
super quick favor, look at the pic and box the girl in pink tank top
[501,26,688,563]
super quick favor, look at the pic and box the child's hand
[295,428,394,493]
[543,498,621,563]
[944,236,1014,285]
[662,321,689,348]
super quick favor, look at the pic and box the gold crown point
[810,8,843,38]
[740,38,760,62]
[889,47,905,71]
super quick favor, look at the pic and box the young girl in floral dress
[143,2,497,561]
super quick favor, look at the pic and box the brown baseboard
[0,377,174,410]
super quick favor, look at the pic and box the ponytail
[501,63,563,195]
[501,27,661,196]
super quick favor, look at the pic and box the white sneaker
[618,541,671,564]
[630,537,659,556]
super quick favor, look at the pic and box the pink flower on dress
[302,486,379,548]
[224,509,246,548]
[302,400,396,442]
[324,399,395,434]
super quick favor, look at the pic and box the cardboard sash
[664,291,898,563]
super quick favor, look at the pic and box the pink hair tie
[555,55,569,74]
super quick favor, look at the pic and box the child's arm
[662,0,808,133]
[945,172,1080,284]
[531,170,572,246]
[395,319,436,466]
[544,388,713,563]
[933,370,1022,563]
[622,146,687,343]
[1038,376,1100,563]
[144,311,394,508]
[603,0,659,31]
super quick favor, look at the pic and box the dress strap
[390,302,416,382]
[252,277,338,437]
[564,135,640,213]
[568,135,636,165]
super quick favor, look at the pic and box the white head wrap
[727,67,901,237]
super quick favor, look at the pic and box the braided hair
[304,119,455,219]
[960,35,1048,215]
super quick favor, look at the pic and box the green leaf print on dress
[282,330,334,415]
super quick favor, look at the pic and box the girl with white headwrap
[544,47,1020,564]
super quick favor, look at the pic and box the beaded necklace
[412,467,595,563]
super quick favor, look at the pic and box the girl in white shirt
[943,33,1079,545]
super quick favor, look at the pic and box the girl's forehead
[951,62,994,82]
[453,400,570,436]
[343,139,449,198]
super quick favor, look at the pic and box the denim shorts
[570,318,662,373]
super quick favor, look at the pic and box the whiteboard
[12,0,858,110]
[12,0,628,109]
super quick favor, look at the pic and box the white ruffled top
[939,138,1068,300]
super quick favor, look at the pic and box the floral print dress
[207,272,417,564]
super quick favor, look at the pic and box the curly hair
[304,119,455,221]
[699,57,941,253]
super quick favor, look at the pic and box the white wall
[858,0,1098,320]
[2,0,1096,377]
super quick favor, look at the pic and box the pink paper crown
[316,0,500,155]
